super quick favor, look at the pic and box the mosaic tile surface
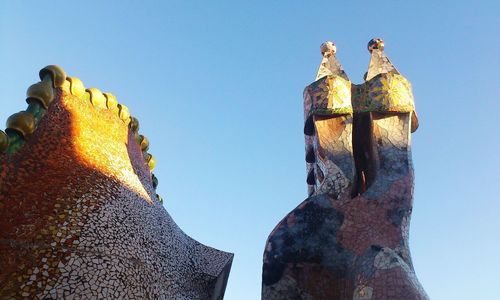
[0,66,233,299]
[262,39,428,299]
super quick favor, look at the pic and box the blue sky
[1,1,499,299]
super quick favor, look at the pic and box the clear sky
[1,1,499,299]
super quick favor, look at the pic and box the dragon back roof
[0,65,161,201]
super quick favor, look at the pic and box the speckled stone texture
[262,42,428,299]
[0,90,233,299]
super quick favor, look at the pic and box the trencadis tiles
[0,66,233,299]
[262,39,428,300]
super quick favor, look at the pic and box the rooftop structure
[262,39,428,299]
[0,66,233,299]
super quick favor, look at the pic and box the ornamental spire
[315,41,349,81]
[365,38,399,81]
